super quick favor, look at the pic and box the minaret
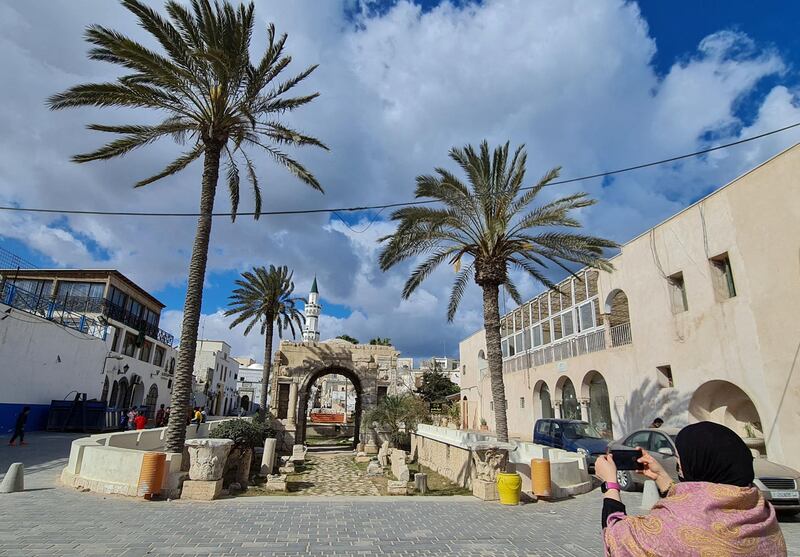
[302,277,321,342]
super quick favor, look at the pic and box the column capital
[553,401,563,407]
[578,397,590,407]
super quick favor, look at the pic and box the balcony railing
[502,325,630,373]
[1,283,107,340]
[610,322,633,347]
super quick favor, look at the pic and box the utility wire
[1,120,798,219]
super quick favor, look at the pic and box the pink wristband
[604,481,621,492]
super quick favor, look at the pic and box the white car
[608,427,800,515]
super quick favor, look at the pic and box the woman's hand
[636,448,673,492]
[595,454,618,484]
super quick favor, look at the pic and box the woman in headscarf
[595,421,786,556]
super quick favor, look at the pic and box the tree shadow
[614,378,692,437]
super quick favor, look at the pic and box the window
[514,332,525,353]
[153,346,165,367]
[710,253,736,300]
[552,316,563,341]
[532,325,543,347]
[126,298,142,319]
[56,281,104,300]
[578,301,595,331]
[624,431,652,450]
[536,420,551,436]
[122,332,137,357]
[519,397,525,409]
[490,400,494,412]
[561,311,575,337]
[110,326,121,352]
[139,341,152,363]
[656,365,674,388]
[668,272,688,313]
[12,279,53,298]
[108,285,127,308]
[651,433,674,454]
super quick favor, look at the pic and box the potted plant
[479,418,489,432]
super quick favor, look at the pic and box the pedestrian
[127,408,137,430]
[193,407,202,432]
[134,411,147,430]
[8,406,30,446]
[200,407,207,422]
[119,408,129,431]
[596,422,786,556]
[155,404,166,427]
[649,417,664,429]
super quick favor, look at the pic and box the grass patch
[357,459,471,496]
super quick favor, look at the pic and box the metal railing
[610,322,633,347]
[502,325,630,373]
[1,283,107,340]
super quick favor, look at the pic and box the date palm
[48,0,327,452]
[379,141,616,442]
[225,265,305,414]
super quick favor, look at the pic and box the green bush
[211,418,274,449]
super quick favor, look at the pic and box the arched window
[101,376,110,404]
[560,378,580,420]
[478,349,486,360]
[118,378,130,409]
[109,380,119,408]
[145,384,159,419]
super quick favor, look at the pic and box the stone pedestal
[264,474,288,492]
[185,439,234,481]
[391,449,410,482]
[366,460,383,476]
[472,478,498,501]
[0,463,24,493]
[387,480,409,495]
[261,438,277,476]
[414,473,428,495]
[181,478,223,500]
[236,449,253,486]
[278,456,295,474]
[354,452,371,463]
[290,444,307,463]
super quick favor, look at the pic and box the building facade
[459,144,800,467]
[192,340,240,416]
[234,357,264,412]
[0,268,177,430]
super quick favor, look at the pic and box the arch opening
[533,380,554,420]
[145,384,159,419]
[689,380,764,452]
[557,377,580,421]
[241,395,250,412]
[296,367,363,448]
[582,371,612,437]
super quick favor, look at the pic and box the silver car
[608,427,800,515]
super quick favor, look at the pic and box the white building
[234,356,265,412]
[421,356,462,386]
[192,340,239,416]
[0,267,177,431]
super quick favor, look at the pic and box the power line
[1,120,798,219]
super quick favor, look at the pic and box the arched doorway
[296,367,363,448]
[582,371,612,437]
[605,289,632,346]
[689,380,764,451]
[534,380,554,420]
[145,384,158,419]
[558,377,580,420]
[118,378,130,409]
[109,380,120,408]
[130,377,144,409]
[101,376,110,404]
[241,395,250,412]
[223,398,229,417]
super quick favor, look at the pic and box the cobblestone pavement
[0,433,798,556]
[287,452,380,496]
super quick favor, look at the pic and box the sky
[1,0,800,362]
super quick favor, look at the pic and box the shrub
[211,418,274,450]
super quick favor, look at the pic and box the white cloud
[1,0,799,359]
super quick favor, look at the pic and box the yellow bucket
[496,472,522,505]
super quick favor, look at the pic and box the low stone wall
[411,424,592,498]
[61,419,242,498]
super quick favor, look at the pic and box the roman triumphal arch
[269,339,398,450]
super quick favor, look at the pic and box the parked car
[608,427,800,515]
[533,419,610,467]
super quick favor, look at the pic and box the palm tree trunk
[481,282,509,443]
[164,143,222,453]
[261,316,274,416]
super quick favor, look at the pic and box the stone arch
[118,377,130,409]
[581,370,612,437]
[555,376,580,420]
[604,288,630,326]
[296,366,365,447]
[145,383,158,419]
[533,380,554,420]
[241,395,250,412]
[689,380,764,450]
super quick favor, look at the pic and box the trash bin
[531,458,551,497]
[138,452,167,499]
[496,472,522,505]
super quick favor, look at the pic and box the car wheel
[617,470,636,492]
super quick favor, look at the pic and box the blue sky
[2,0,800,359]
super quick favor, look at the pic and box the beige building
[459,144,800,467]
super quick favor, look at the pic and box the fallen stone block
[387,480,409,495]
[264,474,288,492]
[366,460,383,477]
[472,478,498,501]
[181,479,223,501]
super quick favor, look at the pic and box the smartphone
[611,449,644,471]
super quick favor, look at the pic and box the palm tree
[224,265,305,413]
[368,337,392,346]
[379,141,616,442]
[48,0,327,453]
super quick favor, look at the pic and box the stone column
[602,313,612,348]
[553,401,563,419]
[261,438,277,476]
[578,398,590,422]
[287,381,298,425]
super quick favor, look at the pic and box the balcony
[0,282,107,340]
[101,299,174,346]
[502,323,632,373]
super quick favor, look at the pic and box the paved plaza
[0,433,798,556]
[280,452,381,496]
